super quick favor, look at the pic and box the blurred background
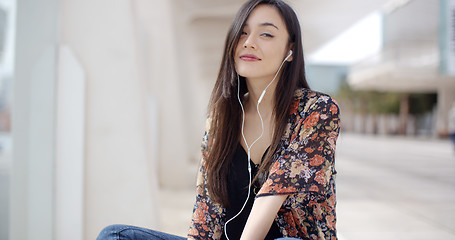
[1,0,454,239]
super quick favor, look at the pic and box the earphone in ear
[257,50,293,104]
[285,50,293,61]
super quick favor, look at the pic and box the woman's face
[234,4,291,81]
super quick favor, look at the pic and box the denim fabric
[96,224,186,240]
[96,224,302,240]
[275,238,301,240]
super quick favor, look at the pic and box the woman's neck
[244,76,277,113]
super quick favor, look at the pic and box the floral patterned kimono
[188,88,341,240]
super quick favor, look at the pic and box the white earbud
[285,50,293,61]
[258,50,292,104]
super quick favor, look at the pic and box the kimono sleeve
[188,130,226,240]
[257,96,340,199]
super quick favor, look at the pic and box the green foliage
[362,91,401,114]
[335,81,436,115]
[409,93,437,115]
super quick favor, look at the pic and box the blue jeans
[96,224,301,240]
[96,225,186,240]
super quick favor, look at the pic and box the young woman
[97,0,340,239]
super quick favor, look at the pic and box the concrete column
[132,0,192,188]
[436,82,455,136]
[55,46,86,240]
[398,93,410,135]
[59,0,160,238]
[11,0,58,239]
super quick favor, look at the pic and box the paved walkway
[159,133,455,239]
[335,134,455,240]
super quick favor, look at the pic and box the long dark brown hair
[205,0,310,207]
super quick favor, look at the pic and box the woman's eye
[261,33,274,38]
[241,31,248,35]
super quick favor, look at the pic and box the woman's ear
[287,43,295,62]
[286,50,293,62]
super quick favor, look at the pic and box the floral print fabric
[188,88,341,240]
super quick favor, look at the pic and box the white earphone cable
[224,50,291,240]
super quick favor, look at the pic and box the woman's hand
[240,194,288,240]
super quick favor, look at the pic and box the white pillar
[11,0,58,239]
[59,0,160,238]
[132,0,192,188]
[55,46,86,240]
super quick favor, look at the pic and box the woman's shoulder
[292,88,339,114]
[293,88,334,101]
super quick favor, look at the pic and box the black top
[221,143,282,240]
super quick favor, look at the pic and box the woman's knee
[96,224,131,240]
[274,238,302,240]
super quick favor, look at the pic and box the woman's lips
[240,54,261,61]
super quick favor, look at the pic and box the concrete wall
[12,0,243,238]
[59,0,160,238]
[131,0,194,188]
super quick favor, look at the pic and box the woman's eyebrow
[244,22,279,30]
[260,22,279,30]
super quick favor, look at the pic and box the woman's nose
[243,35,256,49]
